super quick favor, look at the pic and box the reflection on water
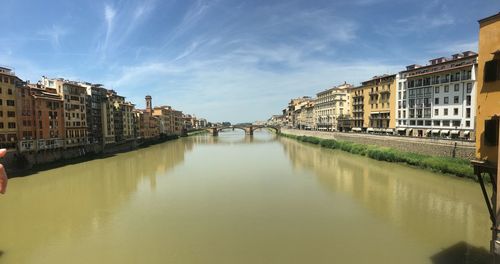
[282,138,490,257]
[0,131,491,264]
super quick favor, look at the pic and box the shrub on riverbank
[282,133,475,180]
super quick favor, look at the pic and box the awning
[408,128,413,133]
[464,131,471,135]
[385,129,394,133]
[441,130,450,134]
[370,112,380,114]
[431,129,440,133]
[397,128,406,132]
[352,127,362,132]
[426,129,432,134]
[450,130,460,134]
[367,128,374,132]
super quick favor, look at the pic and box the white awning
[370,112,380,114]
[426,129,432,134]
[397,128,406,132]
[385,129,394,133]
[450,130,460,134]
[431,129,440,133]
[441,130,450,134]
[352,127,362,132]
[464,131,471,135]
[367,128,374,132]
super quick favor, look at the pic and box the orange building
[17,84,65,152]
[0,67,22,149]
[42,78,88,148]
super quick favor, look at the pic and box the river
[0,130,491,264]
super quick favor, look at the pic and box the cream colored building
[313,83,352,131]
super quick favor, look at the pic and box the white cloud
[38,25,69,49]
[101,4,116,53]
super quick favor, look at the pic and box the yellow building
[359,74,397,133]
[0,67,22,149]
[476,12,500,166]
[472,13,500,258]
[350,85,365,132]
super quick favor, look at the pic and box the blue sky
[0,0,498,123]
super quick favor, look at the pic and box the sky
[0,0,498,123]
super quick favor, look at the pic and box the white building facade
[396,51,477,139]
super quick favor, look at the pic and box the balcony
[379,89,390,94]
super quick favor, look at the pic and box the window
[452,120,461,127]
[435,98,439,104]
[484,59,499,82]
[466,83,472,93]
[6,100,14,106]
[443,120,450,126]
[433,120,440,126]
[7,111,15,117]
[444,85,449,92]
[453,108,458,115]
[434,109,439,115]
[454,84,459,92]
[466,108,471,118]
[7,89,12,95]
[435,87,440,93]
[444,97,449,104]
[466,95,471,106]
[8,122,16,129]
[444,109,448,116]
[466,121,470,127]
[454,96,459,104]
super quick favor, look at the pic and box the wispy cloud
[38,25,69,49]
[101,4,116,53]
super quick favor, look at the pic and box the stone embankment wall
[2,137,173,175]
[281,129,476,160]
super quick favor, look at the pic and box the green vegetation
[280,133,475,180]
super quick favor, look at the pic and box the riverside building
[350,85,365,132]
[396,51,478,139]
[362,75,396,133]
[0,67,22,149]
[472,12,500,259]
[17,83,65,152]
[42,77,88,147]
[313,83,352,131]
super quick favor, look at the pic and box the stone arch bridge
[206,125,281,136]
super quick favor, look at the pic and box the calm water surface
[0,131,491,263]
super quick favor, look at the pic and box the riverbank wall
[281,129,476,160]
[280,129,476,179]
[3,135,179,176]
